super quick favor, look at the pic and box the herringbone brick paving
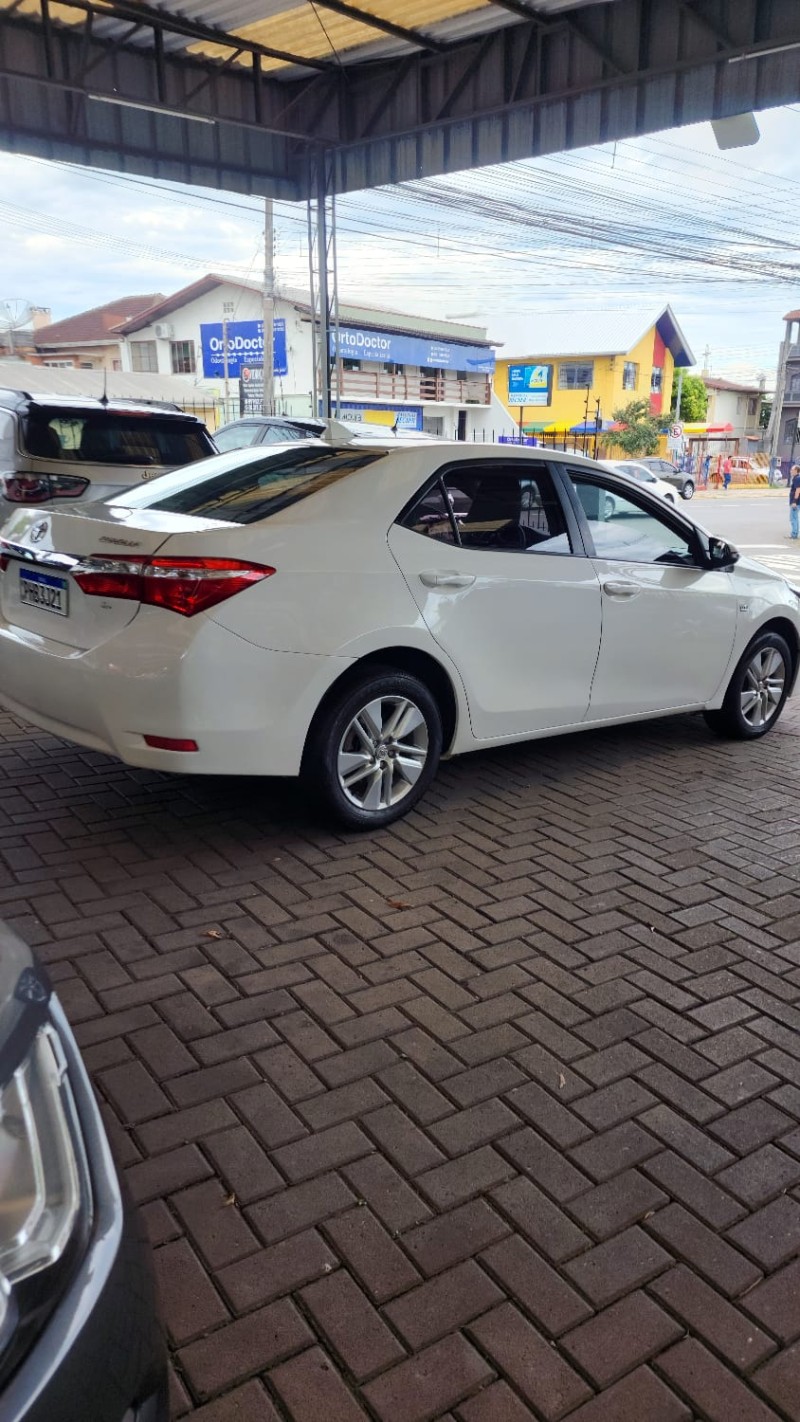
[5,701,800,1421]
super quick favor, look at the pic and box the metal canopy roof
[0,0,799,198]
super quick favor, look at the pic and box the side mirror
[706,536,739,571]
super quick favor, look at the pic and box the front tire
[304,668,442,828]
[681,480,695,500]
[704,631,792,740]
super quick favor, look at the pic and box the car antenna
[100,369,109,407]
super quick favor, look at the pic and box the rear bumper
[0,612,352,775]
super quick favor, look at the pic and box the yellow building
[496,307,695,433]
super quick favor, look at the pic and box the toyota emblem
[30,521,48,543]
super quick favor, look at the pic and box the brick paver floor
[5,700,800,1421]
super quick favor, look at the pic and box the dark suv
[622,456,695,500]
[0,923,167,1422]
[0,390,215,512]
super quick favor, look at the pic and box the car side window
[569,474,695,566]
[402,464,573,555]
[214,423,261,452]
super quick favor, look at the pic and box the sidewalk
[3,701,800,1421]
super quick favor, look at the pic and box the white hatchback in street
[0,441,798,828]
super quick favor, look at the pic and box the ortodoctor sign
[200,319,287,379]
[508,363,553,407]
[331,325,495,374]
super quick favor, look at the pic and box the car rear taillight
[0,539,10,572]
[72,556,275,617]
[2,474,89,503]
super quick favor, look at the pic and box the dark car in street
[0,923,167,1422]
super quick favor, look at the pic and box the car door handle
[602,579,640,598]
[419,571,476,589]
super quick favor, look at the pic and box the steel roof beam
[314,1,448,52]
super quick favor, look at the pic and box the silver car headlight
[0,935,89,1375]
[1,1026,82,1293]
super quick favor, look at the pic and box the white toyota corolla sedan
[0,439,798,828]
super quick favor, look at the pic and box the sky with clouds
[0,102,798,385]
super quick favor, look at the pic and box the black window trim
[555,463,707,568]
[396,456,586,558]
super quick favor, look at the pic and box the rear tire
[681,480,695,500]
[704,631,792,740]
[304,667,442,829]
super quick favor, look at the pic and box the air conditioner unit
[154,322,174,339]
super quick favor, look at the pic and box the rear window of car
[113,445,384,524]
[23,410,213,466]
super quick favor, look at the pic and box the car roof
[0,388,200,420]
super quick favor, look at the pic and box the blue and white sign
[508,363,553,407]
[331,325,494,374]
[336,403,424,431]
[200,319,287,380]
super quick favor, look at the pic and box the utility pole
[702,345,711,376]
[222,299,234,419]
[262,199,275,416]
[675,367,684,420]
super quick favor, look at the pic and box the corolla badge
[29,520,48,543]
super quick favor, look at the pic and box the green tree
[671,371,708,422]
[610,399,662,456]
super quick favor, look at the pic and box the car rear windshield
[23,410,213,466]
[113,445,385,524]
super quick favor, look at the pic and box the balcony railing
[332,367,491,406]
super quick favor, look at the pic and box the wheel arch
[302,645,461,764]
[755,617,800,692]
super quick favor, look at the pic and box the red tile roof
[35,295,164,347]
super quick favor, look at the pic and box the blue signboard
[508,363,552,407]
[336,402,424,431]
[331,325,494,374]
[200,319,287,379]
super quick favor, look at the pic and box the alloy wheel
[740,647,786,729]
[337,696,429,812]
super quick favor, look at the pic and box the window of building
[788,371,800,399]
[622,362,638,391]
[650,367,663,393]
[130,340,158,373]
[43,360,74,368]
[384,361,404,375]
[748,397,758,417]
[170,340,196,375]
[79,361,94,370]
[455,370,468,381]
[342,358,361,372]
[558,362,594,390]
[112,360,122,372]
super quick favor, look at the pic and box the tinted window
[261,423,307,444]
[570,475,694,565]
[402,465,572,555]
[213,423,262,452]
[23,411,212,466]
[113,445,383,525]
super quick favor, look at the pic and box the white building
[703,377,765,447]
[117,275,513,439]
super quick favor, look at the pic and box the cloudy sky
[1,102,798,384]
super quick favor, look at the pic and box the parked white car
[597,459,678,505]
[0,442,798,827]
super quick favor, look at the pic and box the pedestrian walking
[789,465,800,540]
[723,454,732,491]
[702,453,711,489]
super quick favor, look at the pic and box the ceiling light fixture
[89,94,216,125]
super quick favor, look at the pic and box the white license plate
[19,567,69,617]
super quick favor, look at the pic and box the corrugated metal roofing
[0,0,616,75]
[0,361,223,400]
[500,306,695,367]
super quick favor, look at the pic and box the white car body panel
[389,523,602,738]
[0,441,798,789]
